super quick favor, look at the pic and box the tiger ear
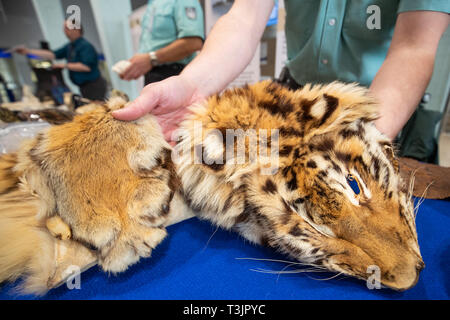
[296,82,379,141]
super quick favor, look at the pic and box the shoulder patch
[185,7,197,20]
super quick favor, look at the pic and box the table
[1,199,449,300]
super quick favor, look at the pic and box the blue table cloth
[1,198,449,300]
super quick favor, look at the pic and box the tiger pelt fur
[0,81,423,295]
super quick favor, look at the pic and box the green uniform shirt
[284,0,450,87]
[53,37,101,86]
[139,0,205,66]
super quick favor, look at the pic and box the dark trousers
[79,76,107,101]
[396,104,441,163]
[276,67,303,91]
[144,63,185,85]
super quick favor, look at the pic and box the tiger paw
[100,226,167,274]
[46,216,72,240]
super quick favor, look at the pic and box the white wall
[0,0,45,86]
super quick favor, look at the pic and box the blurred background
[0,0,448,164]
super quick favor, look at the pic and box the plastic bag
[0,122,50,154]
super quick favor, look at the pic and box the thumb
[164,128,177,144]
[112,90,159,121]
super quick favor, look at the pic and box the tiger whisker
[407,168,418,202]
[235,257,327,270]
[413,181,433,218]
[237,257,330,282]
[235,257,300,264]
[275,262,317,282]
[306,272,345,281]
[249,267,345,284]
[202,225,220,252]
[249,267,329,275]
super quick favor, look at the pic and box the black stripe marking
[336,152,352,163]
[262,179,277,194]
[287,170,298,190]
[297,99,317,122]
[320,94,339,125]
[235,200,257,224]
[373,156,381,180]
[279,145,293,157]
[289,224,307,237]
[279,127,303,137]
[315,139,334,152]
[306,160,317,168]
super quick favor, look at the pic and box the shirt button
[422,93,431,103]
[322,59,328,65]
[328,18,336,26]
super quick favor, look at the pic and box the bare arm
[155,36,203,64]
[67,62,91,72]
[121,37,203,80]
[371,11,449,140]
[181,0,274,98]
[54,62,91,72]
[113,0,274,142]
[16,47,55,60]
[18,46,92,73]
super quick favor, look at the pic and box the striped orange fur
[0,81,423,294]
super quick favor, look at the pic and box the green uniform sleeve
[398,0,450,14]
[174,0,205,40]
[77,43,98,70]
[53,44,68,60]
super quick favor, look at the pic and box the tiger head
[277,84,423,291]
[177,81,424,291]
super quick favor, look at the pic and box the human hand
[14,45,28,55]
[112,75,205,144]
[120,53,152,81]
[52,63,66,69]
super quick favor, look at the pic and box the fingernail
[111,109,123,116]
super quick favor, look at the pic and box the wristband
[149,51,160,67]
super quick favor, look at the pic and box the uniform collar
[70,37,84,46]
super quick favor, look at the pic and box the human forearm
[180,0,274,98]
[371,48,435,140]
[371,11,449,140]
[120,38,202,81]
[66,62,91,72]
[26,48,55,60]
[112,0,273,136]
[154,37,203,64]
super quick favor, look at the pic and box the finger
[112,90,159,121]
[151,99,182,116]
[122,72,134,81]
[128,68,142,80]
[132,72,143,80]
[168,140,176,147]
[121,65,136,81]
[164,128,177,144]
[163,120,185,142]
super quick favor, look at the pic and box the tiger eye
[346,175,360,195]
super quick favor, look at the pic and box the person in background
[113,0,449,160]
[120,0,204,85]
[16,20,107,101]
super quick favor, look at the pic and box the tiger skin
[0,80,423,294]
[176,80,423,291]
